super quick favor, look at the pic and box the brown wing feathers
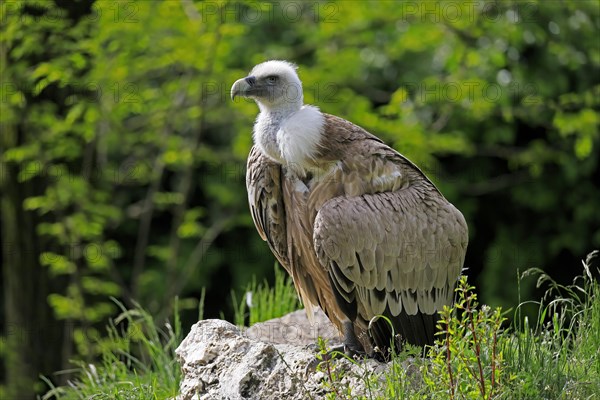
[246,147,289,268]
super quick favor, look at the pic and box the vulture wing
[246,146,289,267]
[313,185,468,348]
[246,145,339,322]
[312,115,469,350]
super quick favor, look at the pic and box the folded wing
[314,185,467,346]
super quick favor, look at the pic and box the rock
[175,310,414,400]
[244,308,340,346]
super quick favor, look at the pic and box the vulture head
[231,60,303,112]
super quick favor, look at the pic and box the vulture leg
[318,321,366,360]
[342,320,365,357]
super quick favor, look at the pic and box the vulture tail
[367,307,440,358]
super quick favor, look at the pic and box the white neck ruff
[254,105,324,170]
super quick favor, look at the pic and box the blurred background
[1,0,599,397]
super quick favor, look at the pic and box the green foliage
[501,251,600,399]
[232,263,301,326]
[2,0,271,372]
[41,298,182,400]
[424,277,506,399]
[381,345,424,400]
[316,338,358,400]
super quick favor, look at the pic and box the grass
[231,263,302,327]
[41,252,599,399]
[40,298,182,400]
[501,255,600,399]
[422,277,507,399]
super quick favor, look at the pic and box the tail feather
[366,307,440,357]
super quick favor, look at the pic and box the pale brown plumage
[234,61,468,356]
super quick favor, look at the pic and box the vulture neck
[254,100,325,172]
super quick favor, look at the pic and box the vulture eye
[265,75,278,84]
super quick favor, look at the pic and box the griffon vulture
[231,60,468,358]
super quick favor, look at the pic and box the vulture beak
[231,76,257,100]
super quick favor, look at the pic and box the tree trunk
[1,140,66,398]
[1,1,95,397]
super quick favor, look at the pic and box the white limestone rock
[175,311,415,400]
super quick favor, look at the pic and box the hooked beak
[231,76,257,101]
